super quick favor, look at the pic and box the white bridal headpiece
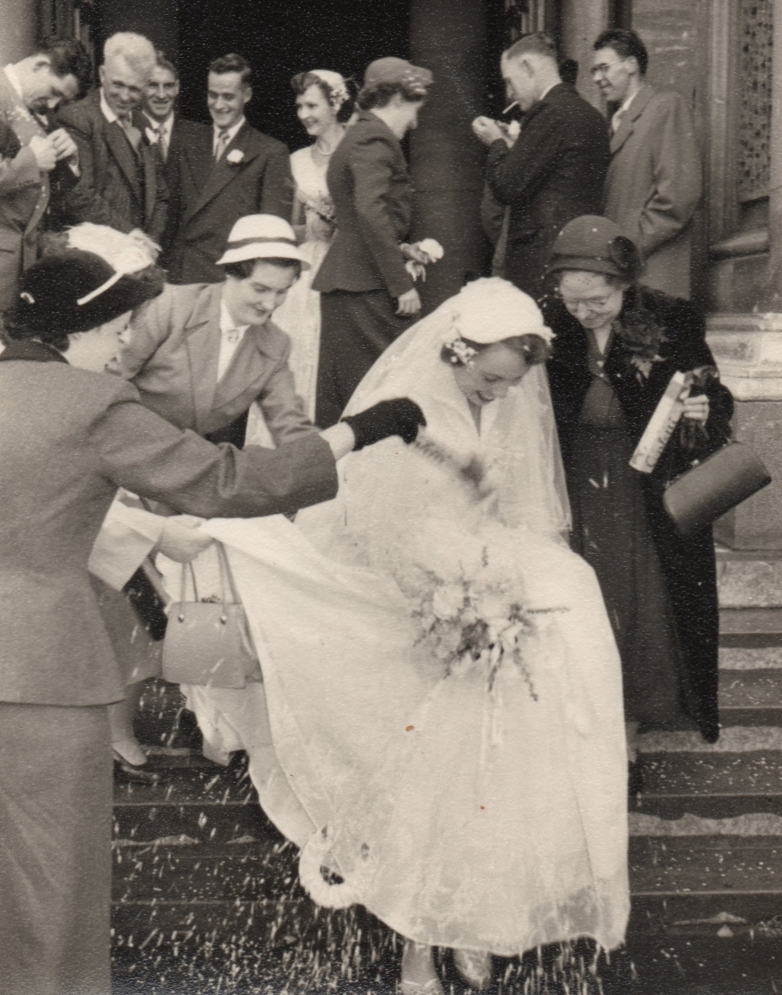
[441,277,555,363]
[310,69,349,108]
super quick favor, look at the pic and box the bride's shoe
[398,979,444,995]
[453,949,493,990]
[400,943,444,995]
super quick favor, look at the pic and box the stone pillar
[0,0,37,65]
[769,0,782,299]
[408,0,488,310]
[559,0,610,104]
[708,315,782,549]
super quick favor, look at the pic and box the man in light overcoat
[592,28,702,299]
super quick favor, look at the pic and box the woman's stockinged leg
[400,940,443,995]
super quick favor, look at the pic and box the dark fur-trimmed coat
[544,285,734,741]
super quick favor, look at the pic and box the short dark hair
[209,53,252,87]
[221,256,301,280]
[35,36,92,93]
[154,49,179,79]
[357,80,425,111]
[504,33,559,65]
[593,28,648,76]
[291,71,354,123]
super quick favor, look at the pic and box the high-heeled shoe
[453,949,493,990]
[113,748,160,785]
[398,978,444,995]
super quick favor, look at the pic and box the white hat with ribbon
[216,214,310,270]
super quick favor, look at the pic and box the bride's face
[453,341,529,407]
[296,84,337,137]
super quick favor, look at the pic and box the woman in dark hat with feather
[542,216,733,783]
[0,227,424,995]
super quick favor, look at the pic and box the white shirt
[217,300,249,381]
[99,88,120,124]
[4,64,23,102]
[143,111,174,158]
[611,89,639,134]
[213,117,245,157]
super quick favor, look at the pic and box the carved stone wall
[738,0,773,203]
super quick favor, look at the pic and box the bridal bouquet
[408,549,542,696]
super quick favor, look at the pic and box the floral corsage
[617,309,668,382]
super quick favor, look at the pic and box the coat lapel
[610,83,653,155]
[182,284,222,433]
[212,322,269,410]
[103,119,142,203]
[183,122,260,223]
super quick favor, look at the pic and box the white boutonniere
[226,149,245,165]
[144,127,159,146]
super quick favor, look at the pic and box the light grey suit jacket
[604,84,702,299]
[117,282,313,441]
[0,347,337,708]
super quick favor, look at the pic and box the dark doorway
[173,0,410,151]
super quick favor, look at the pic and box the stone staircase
[111,549,782,994]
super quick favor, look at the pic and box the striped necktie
[214,129,230,162]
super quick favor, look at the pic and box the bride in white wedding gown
[182,278,629,992]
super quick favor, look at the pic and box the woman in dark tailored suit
[313,57,433,427]
[0,242,424,995]
[542,217,733,766]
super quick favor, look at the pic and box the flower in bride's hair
[443,336,478,366]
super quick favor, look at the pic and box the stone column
[0,0,37,64]
[707,0,782,550]
[408,0,489,309]
[559,0,610,105]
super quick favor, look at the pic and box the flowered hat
[364,57,432,96]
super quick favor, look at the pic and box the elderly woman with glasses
[542,216,733,783]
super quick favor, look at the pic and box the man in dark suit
[473,33,610,300]
[137,51,203,265]
[0,36,90,310]
[168,53,293,285]
[58,32,167,259]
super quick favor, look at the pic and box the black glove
[342,398,426,451]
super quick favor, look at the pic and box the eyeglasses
[558,292,617,312]
[590,58,628,79]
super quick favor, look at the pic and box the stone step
[717,554,782,609]
[720,607,782,645]
[720,646,782,669]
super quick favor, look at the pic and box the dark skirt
[569,424,696,730]
[316,289,412,428]
[0,702,112,995]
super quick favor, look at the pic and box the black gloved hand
[342,398,426,451]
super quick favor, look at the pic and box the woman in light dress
[271,69,351,418]
[183,279,629,992]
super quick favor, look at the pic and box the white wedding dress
[246,146,334,446]
[181,282,630,956]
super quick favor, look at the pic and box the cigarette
[503,101,519,115]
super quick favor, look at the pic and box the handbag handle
[176,542,241,608]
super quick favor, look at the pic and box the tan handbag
[162,543,262,688]
[663,441,771,537]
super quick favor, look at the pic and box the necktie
[611,107,625,136]
[118,115,141,152]
[214,129,230,162]
[225,326,240,344]
[154,123,168,161]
